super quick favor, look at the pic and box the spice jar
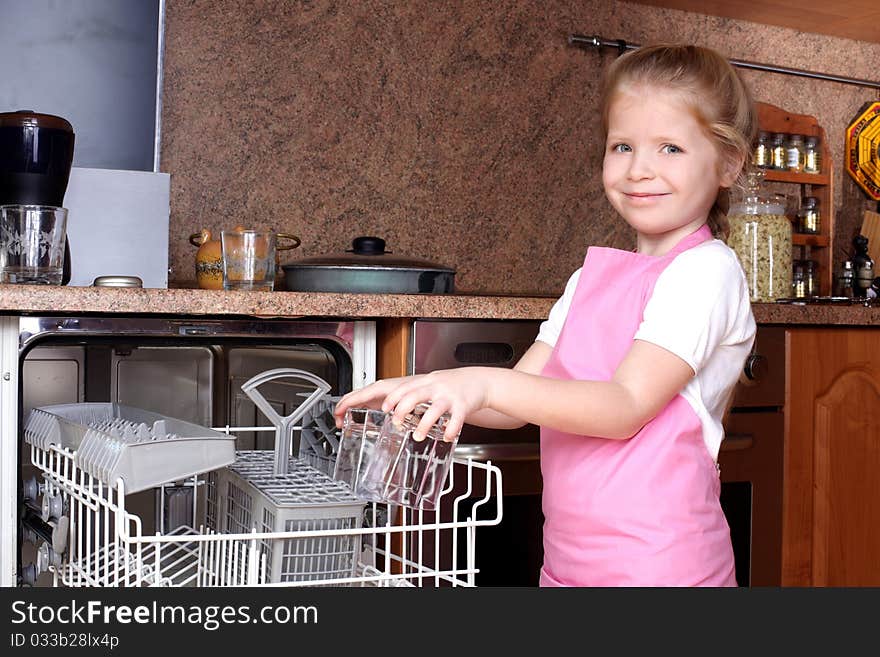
[803,136,821,174]
[797,196,821,234]
[792,260,806,299]
[803,259,819,297]
[853,237,875,299]
[752,131,771,168]
[770,133,787,170]
[727,170,793,302]
[785,134,805,172]
[837,260,854,298]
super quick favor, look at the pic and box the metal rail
[569,34,880,91]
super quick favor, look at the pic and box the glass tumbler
[333,408,386,500]
[356,403,459,511]
[0,205,68,284]
[220,229,276,291]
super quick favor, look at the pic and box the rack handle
[240,368,332,475]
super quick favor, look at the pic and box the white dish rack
[22,369,504,588]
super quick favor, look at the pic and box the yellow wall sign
[846,101,880,200]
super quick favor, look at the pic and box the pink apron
[539,224,736,587]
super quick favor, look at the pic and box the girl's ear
[719,152,746,188]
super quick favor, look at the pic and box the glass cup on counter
[333,408,386,499]
[220,229,276,291]
[355,402,459,511]
[0,205,68,285]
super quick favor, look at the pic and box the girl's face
[602,85,738,256]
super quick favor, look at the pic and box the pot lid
[0,110,74,132]
[283,236,455,272]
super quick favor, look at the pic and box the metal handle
[720,433,753,452]
[743,354,769,382]
[276,233,301,251]
[453,442,540,462]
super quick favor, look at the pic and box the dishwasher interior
[18,318,346,586]
[14,316,502,588]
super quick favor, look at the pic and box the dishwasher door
[410,319,544,585]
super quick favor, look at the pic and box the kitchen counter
[0,284,554,320]
[3,284,880,324]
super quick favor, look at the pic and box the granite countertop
[2,284,880,325]
[0,284,554,320]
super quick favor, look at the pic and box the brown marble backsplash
[161,0,880,295]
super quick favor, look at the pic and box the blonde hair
[599,44,757,239]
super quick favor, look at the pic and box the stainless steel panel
[412,319,541,446]
[22,346,85,418]
[411,319,540,373]
[21,346,85,468]
[19,317,357,354]
[111,346,214,427]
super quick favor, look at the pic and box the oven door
[719,411,784,587]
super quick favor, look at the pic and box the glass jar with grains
[727,170,793,302]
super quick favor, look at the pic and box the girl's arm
[333,341,553,431]
[457,340,554,430]
[336,338,693,442]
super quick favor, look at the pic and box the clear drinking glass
[356,403,459,511]
[0,205,68,285]
[220,229,276,291]
[333,408,386,500]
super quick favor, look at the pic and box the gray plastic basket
[205,451,366,584]
[24,403,237,494]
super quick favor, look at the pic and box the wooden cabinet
[755,102,835,296]
[783,327,880,585]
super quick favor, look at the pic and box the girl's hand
[333,376,419,427]
[380,368,492,442]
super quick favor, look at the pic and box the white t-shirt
[535,239,756,462]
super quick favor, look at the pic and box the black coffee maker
[0,110,75,284]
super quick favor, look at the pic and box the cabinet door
[785,328,880,586]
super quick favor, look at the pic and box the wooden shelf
[755,101,834,297]
[763,169,830,186]
[792,234,830,247]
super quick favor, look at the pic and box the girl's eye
[611,143,632,153]
[662,144,683,154]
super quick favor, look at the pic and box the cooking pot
[282,236,455,294]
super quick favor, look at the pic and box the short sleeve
[632,242,755,374]
[535,268,582,348]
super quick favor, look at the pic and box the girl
[334,44,758,587]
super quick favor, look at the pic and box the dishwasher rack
[25,430,503,588]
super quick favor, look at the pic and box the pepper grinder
[852,235,874,298]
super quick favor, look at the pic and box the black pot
[282,236,455,294]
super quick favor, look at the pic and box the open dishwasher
[9,316,502,588]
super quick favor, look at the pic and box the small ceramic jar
[190,228,224,290]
